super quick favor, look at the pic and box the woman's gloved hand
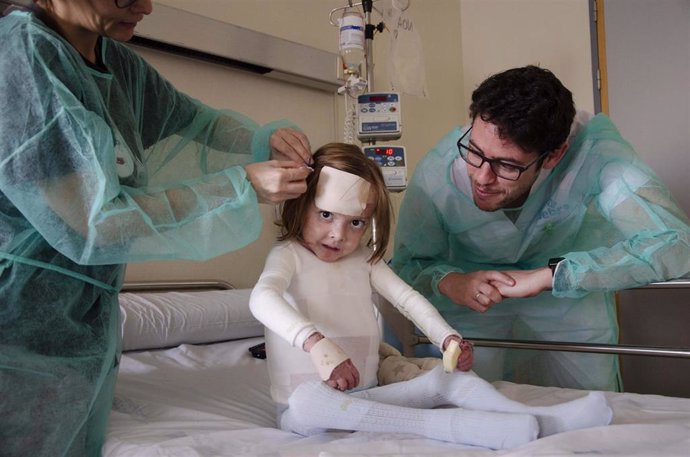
[269,127,313,166]
[245,160,311,204]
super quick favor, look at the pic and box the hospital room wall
[603,0,690,398]
[125,0,594,288]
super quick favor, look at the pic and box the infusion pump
[357,92,402,141]
[363,145,407,190]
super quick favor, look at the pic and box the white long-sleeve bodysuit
[250,241,458,406]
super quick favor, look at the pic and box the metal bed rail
[411,278,690,359]
[121,280,235,292]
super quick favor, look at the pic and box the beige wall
[154,0,467,177]
[126,0,594,288]
[460,0,594,113]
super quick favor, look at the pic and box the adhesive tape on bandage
[309,337,350,381]
[442,339,462,373]
[315,166,371,217]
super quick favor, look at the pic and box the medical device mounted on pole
[330,0,407,191]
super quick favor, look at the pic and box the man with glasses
[391,65,690,392]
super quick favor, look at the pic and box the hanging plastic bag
[385,0,429,98]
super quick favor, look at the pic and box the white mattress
[105,337,690,457]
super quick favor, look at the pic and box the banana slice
[442,339,462,373]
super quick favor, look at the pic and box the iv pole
[332,0,388,249]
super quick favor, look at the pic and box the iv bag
[339,10,365,75]
[385,3,429,98]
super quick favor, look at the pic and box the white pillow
[119,288,263,351]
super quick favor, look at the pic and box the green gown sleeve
[0,14,297,265]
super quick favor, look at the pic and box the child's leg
[283,380,538,450]
[426,365,613,436]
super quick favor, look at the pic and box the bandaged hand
[306,336,359,391]
[269,127,313,166]
[327,359,360,391]
[245,160,311,204]
[442,335,474,372]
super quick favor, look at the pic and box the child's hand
[457,340,474,371]
[327,359,360,391]
[443,335,474,372]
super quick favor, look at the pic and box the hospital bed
[105,280,690,457]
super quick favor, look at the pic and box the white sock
[285,380,538,449]
[429,366,613,436]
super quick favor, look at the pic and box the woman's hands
[244,128,313,204]
[269,128,312,166]
[245,160,311,204]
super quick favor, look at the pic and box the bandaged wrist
[309,337,349,381]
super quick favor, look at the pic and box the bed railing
[381,278,690,359]
[121,280,235,292]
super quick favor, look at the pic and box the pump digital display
[371,147,394,156]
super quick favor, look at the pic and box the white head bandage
[314,166,371,216]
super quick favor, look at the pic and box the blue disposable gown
[392,114,690,391]
[0,11,294,456]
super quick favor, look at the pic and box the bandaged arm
[371,259,460,350]
[250,244,353,380]
[249,244,320,349]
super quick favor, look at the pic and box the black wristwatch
[548,257,565,276]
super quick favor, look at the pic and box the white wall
[459,0,595,112]
[605,0,690,215]
[604,0,690,398]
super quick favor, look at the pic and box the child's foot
[537,391,613,436]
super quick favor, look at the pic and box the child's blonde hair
[278,143,392,263]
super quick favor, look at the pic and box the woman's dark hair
[469,65,576,155]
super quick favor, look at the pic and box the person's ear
[542,142,568,170]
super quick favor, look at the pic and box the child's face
[300,199,375,263]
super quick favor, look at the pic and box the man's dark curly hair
[469,66,576,155]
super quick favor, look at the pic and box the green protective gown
[391,113,690,392]
[0,11,295,457]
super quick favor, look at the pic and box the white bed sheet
[105,337,690,457]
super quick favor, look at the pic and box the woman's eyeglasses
[456,127,548,181]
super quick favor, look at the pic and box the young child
[250,143,612,449]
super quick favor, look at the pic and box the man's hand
[438,271,515,312]
[492,267,552,298]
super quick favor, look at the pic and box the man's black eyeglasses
[456,127,549,181]
[115,0,137,8]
